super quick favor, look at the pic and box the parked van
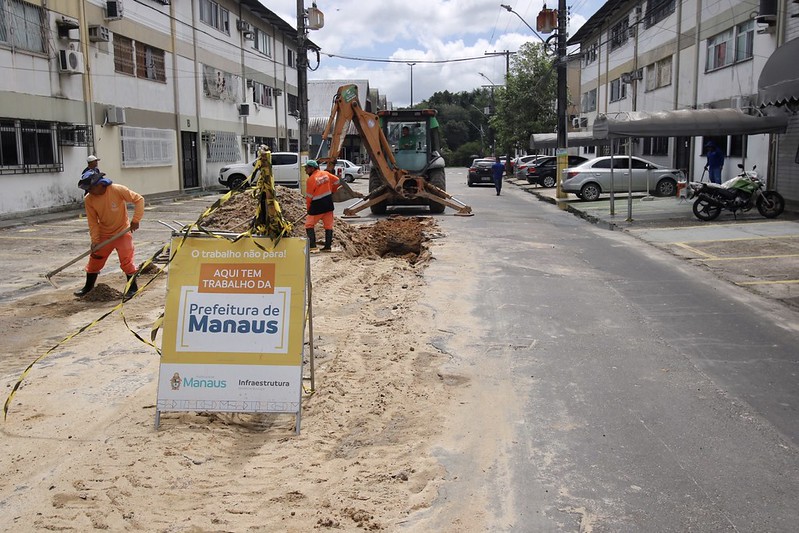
[218,152,300,190]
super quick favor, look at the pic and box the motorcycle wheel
[756,191,785,219]
[692,197,721,221]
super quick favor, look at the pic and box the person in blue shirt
[704,142,725,184]
[491,156,505,195]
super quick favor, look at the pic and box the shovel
[44,226,131,288]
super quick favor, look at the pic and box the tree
[491,43,557,156]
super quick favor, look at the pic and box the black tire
[228,174,246,190]
[428,169,446,214]
[692,197,721,221]
[655,177,677,197]
[541,174,556,188]
[579,182,602,201]
[757,191,785,218]
[467,178,474,187]
[369,168,388,215]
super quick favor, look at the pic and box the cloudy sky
[267,0,603,108]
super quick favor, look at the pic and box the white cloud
[265,0,600,107]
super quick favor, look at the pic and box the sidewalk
[509,177,799,310]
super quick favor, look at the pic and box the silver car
[561,156,684,201]
[334,159,362,182]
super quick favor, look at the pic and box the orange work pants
[304,211,334,230]
[85,232,137,275]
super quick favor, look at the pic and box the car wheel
[541,174,556,188]
[228,175,246,190]
[467,178,474,187]
[579,182,602,201]
[655,177,677,197]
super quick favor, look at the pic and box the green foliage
[450,141,484,167]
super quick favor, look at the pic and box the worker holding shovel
[74,169,144,301]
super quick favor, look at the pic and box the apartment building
[567,0,787,188]
[0,0,302,218]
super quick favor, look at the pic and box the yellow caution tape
[4,148,297,420]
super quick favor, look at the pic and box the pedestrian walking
[304,160,341,253]
[74,171,144,300]
[81,155,101,181]
[491,156,505,196]
[704,142,725,184]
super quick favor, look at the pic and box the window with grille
[645,56,672,91]
[0,119,61,174]
[610,78,627,102]
[287,93,298,114]
[643,137,669,156]
[610,17,629,50]
[645,0,675,28]
[253,82,273,107]
[581,89,597,112]
[205,131,241,163]
[253,29,271,57]
[136,43,166,82]
[1,0,45,53]
[199,0,230,34]
[120,127,174,167]
[583,43,597,66]
[114,35,135,76]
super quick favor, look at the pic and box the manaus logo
[170,372,181,391]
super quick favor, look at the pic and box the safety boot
[306,228,319,253]
[123,273,139,302]
[74,273,98,297]
[320,230,333,252]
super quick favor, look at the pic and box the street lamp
[407,62,416,107]
[478,72,497,87]
[499,4,547,45]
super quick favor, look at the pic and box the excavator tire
[369,168,388,215]
[428,169,446,214]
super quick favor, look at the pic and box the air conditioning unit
[572,117,582,128]
[242,30,254,40]
[236,20,251,32]
[105,0,123,20]
[202,131,217,143]
[630,69,643,81]
[105,105,126,125]
[273,88,283,96]
[621,72,632,84]
[241,135,256,144]
[58,50,85,74]
[88,25,110,43]
[239,103,251,117]
[730,95,751,110]
[700,102,714,109]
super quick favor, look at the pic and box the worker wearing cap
[74,170,145,300]
[304,159,340,252]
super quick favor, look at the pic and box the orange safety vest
[305,169,340,215]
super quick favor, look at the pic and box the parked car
[513,155,541,179]
[333,159,362,183]
[526,155,589,187]
[561,156,684,201]
[218,152,300,190]
[467,158,496,186]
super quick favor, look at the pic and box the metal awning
[758,38,799,106]
[529,131,611,149]
[593,109,789,139]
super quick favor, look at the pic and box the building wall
[572,0,778,183]
[0,0,301,218]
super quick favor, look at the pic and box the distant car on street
[526,155,589,187]
[218,152,300,190]
[333,159,362,183]
[513,155,541,179]
[561,156,684,201]
[467,158,496,187]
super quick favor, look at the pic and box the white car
[333,159,362,182]
[561,156,684,201]
[218,152,300,190]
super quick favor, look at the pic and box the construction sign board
[156,234,307,431]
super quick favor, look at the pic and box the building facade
[0,0,301,218]
[568,0,787,187]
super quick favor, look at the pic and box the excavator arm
[317,85,473,217]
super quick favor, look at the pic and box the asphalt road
[402,168,799,532]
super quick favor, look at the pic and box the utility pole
[296,0,309,164]
[555,0,568,199]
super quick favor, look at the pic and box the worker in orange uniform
[74,170,145,300]
[304,159,340,253]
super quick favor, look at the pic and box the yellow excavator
[317,84,473,217]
